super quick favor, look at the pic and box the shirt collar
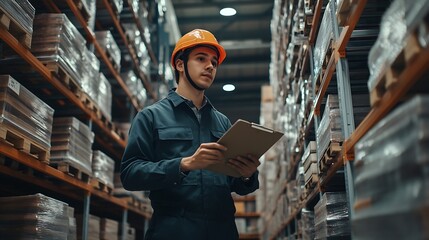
[167,88,213,109]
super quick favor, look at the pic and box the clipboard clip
[251,123,274,133]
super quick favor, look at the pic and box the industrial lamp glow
[220,7,236,16]
[223,84,235,92]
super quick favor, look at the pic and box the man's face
[186,46,219,89]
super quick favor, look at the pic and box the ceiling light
[223,84,235,92]
[220,7,236,16]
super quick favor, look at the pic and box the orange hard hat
[171,29,226,69]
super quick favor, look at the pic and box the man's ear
[175,59,184,72]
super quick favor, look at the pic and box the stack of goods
[0,75,54,158]
[314,192,350,239]
[76,214,100,240]
[0,193,75,239]
[80,47,100,104]
[121,70,147,107]
[353,95,429,239]
[302,141,317,192]
[50,117,94,176]
[95,31,121,72]
[92,150,115,188]
[316,95,342,171]
[301,209,315,240]
[367,0,429,95]
[96,73,112,121]
[312,0,333,85]
[0,0,35,47]
[123,23,151,77]
[31,14,86,87]
[100,218,118,240]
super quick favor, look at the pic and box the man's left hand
[227,154,260,178]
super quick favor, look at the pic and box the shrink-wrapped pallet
[0,0,35,35]
[92,150,115,188]
[353,95,429,240]
[0,75,54,152]
[316,95,342,159]
[81,47,100,103]
[314,192,350,239]
[97,73,112,121]
[95,31,121,71]
[32,14,86,86]
[312,0,333,84]
[0,193,71,240]
[301,208,315,240]
[50,117,94,175]
[368,0,429,91]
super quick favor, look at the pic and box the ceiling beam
[177,13,271,24]
[173,1,271,8]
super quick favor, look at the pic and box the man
[121,29,260,240]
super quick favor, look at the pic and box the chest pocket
[210,129,224,142]
[157,127,194,160]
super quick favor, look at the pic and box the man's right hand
[180,143,227,171]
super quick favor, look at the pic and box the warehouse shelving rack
[0,0,173,239]
[266,0,429,239]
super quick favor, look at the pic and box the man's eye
[212,61,218,68]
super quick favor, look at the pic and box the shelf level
[0,27,127,150]
[0,141,150,219]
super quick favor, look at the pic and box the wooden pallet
[50,161,91,183]
[43,62,82,99]
[370,31,422,107]
[91,178,113,194]
[319,141,342,173]
[304,173,319,191]
[0,124,50,163]
[0,6,32,49]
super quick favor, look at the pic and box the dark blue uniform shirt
[121,89,259,240]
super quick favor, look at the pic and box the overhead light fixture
[223,84,235,92]
[220,7,236,16]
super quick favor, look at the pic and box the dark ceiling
[171,0,274,124]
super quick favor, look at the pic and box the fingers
[200,142,228,152]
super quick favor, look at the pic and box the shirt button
[174,182,177,185]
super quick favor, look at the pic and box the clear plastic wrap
[50,117,94,175]
[31,14,86,86]
[97,73,112,121]
[353,95,429,239]
[316,95,343,159]
[121,70,139,98]
[0,0,35,34]
[0,75,54,150]
[80,47,100,102]
[314,192,350,239]
[92,150,115,188]
[95,31,121,70]
[0,193,71,240]
[367,0,429,91]
[312,0,333,83]
[301,209,315,240]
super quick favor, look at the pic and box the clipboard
[206,119,284,177]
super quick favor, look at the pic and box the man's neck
[175,84,204,108]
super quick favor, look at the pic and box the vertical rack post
[82,192,91,240]
[329,0,356,219]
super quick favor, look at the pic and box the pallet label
[7,77,20,95]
